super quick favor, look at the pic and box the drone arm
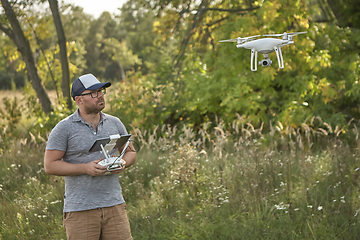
[251,49,257,71]
[274,46,284,69]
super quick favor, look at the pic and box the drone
[219,31,307,71]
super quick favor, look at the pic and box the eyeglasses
[79,88,106,98]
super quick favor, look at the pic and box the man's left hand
[110,159,126,174]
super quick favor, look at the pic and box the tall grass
[0,138,65,239]
[1,118,360,239]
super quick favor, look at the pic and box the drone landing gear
[252,51,274,71]
[251,49,258,71]
[251,50,284,71]
[274,46,284,69]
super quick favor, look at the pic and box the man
[44,73,136,240]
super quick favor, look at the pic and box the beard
[84,98,106,114]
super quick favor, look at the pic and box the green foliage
[82,12,139,81]
[117,1,162,75]
[131,0,360,130]
[102,38,142,71]
[0,97,24,142]
[0,140,65,239]
[0,97,22,125]
[18,84,74,139]
[31,103,75,136]
[106,71,174,129]
[1,0,360,132]
[0,32,26,90]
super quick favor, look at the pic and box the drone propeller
[288,31,308,36]
[218,39,238,43]
[263,31,307,40]
[218,35,260,42]
[263,31,307,37]
[263,32,307,37]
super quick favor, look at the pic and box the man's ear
[74,96,82,105]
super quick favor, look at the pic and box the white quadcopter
[219,31,307,71]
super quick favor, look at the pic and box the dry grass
[0,90,59,110]
[0,90,25,109]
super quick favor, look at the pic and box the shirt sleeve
[45,121,68,152]
[117,118,128,135]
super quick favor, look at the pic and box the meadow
[1,110,360,239]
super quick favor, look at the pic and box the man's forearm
[123,152,136,168]
[45,160,88,176]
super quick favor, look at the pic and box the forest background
[0,0,360,239]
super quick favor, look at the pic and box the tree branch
[206,16,229,27]
[173,0,209,68]
[198,6,260,13]
[168,2,260,93]
[0,22,15,41]
[172,5,260,68]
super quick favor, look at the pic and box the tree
[326,0,360,29]
[118,0,359,129]
[102,38,141,80]
[0,0,52,114]
[48,0,72,109]
[117,1,161,75]
[83,12,124,80]
[0,32,26,89]
[147,0,260,74]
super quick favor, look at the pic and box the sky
[62,0,127,18]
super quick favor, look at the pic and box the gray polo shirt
[46,109,128,212]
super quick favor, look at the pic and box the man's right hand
[45,150,109,176]
[86,159,107,176]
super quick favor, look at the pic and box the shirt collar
[72,108,107,124]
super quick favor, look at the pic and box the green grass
[1,120,360,239]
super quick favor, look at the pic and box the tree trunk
[1,0,52,114]
[118,59,126,80]
[48,0,72,109]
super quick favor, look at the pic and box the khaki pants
[63,203,133,240]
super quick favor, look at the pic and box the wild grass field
[1,113,360,239]
[0,91,23,107]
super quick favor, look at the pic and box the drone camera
[259,59,272,67]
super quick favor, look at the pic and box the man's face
[77,88,106,114]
